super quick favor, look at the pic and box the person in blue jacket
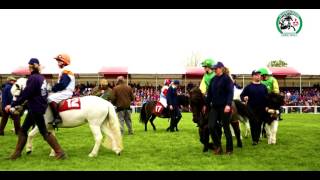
[7,58,66,160]
[0,76,20,135]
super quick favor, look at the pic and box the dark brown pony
[139,95,189,131]
[189,87,256,152]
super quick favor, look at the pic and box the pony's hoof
[26,150,32,155]
[88,153,97,158]
[117,152,121,156]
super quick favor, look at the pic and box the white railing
[131,106,143,113]
[130,105,320,114]
[282,106,320,114]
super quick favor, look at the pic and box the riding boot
[45,133,66,160]
[48,102,62,125]
[10,130,27,160]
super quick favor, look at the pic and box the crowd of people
[281,87,320,113]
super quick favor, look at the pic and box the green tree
[267,60,288,67]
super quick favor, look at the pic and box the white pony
[11,77,123,157]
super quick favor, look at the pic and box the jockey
[258,68,280,94]
[48,53,75,126]
[159,79,171,108]
[199,59,215,95]
[258,67,282,120]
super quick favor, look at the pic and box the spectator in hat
[92,78,113,101]
[0,76,21,136]
[240,70,268,145]
[206,61,234,155]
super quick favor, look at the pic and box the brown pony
[139,95,189,131]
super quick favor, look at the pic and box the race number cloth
[58,97,81,112]
[153,101,164,116]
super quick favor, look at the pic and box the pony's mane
[189,87,205,106]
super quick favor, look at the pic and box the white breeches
[48,90,73,103]
[159,97,167,108]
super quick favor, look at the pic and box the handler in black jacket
[206,62,234,155]
[240,70,268,145]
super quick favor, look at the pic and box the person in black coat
[166,80,182,132]
[205,62,234,155]
[240,70,268,145]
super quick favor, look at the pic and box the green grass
[0,113,320,170]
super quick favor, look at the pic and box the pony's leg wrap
[245,121,251,138]
[271,120,279,144]
[264,123,272,144]
[26,126,39,154]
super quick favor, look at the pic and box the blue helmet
[173,80,180,85]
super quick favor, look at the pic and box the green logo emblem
[276,10,302,36]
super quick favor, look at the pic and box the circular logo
[276,10,302,36]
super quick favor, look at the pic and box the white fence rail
[131,106,142,113]
[131,105,320,114]
[282,106,320,114]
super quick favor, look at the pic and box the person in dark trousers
[111,76,134,135]
[166,80,182,132]
[6,58,65,160]
[0,76,21,136]
[205,61,234,155]
[240,70,268,145]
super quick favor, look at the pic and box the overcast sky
[0,9,318,75]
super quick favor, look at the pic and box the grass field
[0,113,320,171]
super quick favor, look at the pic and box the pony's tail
[139,102,147,124]
[233,100,257,123]
[101,103,123,155]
